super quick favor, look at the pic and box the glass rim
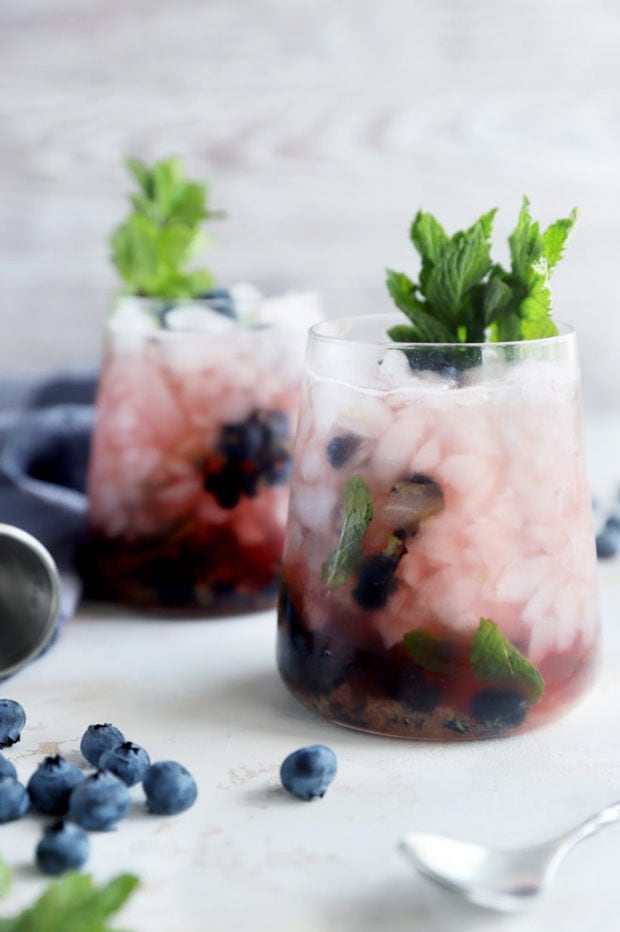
[309,313,575,350]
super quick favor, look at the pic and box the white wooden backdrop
[2,0,620,410]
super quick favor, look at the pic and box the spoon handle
[557,800,620,852]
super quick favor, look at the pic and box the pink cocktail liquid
[85,298,312,612]
[277,318,600,740]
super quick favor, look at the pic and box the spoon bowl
[401,800,620,913]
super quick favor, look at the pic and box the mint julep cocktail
[277,200,600,740]
[85,157,321,612]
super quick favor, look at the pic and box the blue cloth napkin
[0,369,98,666]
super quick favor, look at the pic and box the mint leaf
[424,223,493,327]
[387,210,496,343]
[387,200,575,345]
[470,618,545,702]
[111,156,219,298]
[403,630,459,674]
[543,208,577,270]
[0,856,10,899]
[0,872,139,932]
[322,476,373,589]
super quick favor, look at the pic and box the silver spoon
[400,801,620,913]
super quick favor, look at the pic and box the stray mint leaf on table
[322,476,373,589]
[470,617,545,702]
[0,855,11,899]
[0,871,139,932]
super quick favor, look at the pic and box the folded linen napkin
[0,369,97,670]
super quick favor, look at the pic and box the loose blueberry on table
[99,741,151,787]
[68,770,131,831]
[0,700,26,748]
[280,745,337,801]
[80,723,126,767]
[35,820,90,875]
[27,755,85,815]
[0,776,30,822]
[143,761,198,815]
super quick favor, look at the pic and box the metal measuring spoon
[400,801,620,912]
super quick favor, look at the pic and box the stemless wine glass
[84,292,321,613]
[277,314,601,740]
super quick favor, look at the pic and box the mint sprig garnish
[322,476,373,589]
[0,870,139,932]
[111,156,221,299]
[470,617,545,702]
[387,197,576,344]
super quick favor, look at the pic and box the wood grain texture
[1,0,619,408]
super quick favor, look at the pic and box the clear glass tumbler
[277,314,601,740]
[85,293,319,613]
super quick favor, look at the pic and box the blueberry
[596,530,620,559]
[36,820,90,875]
[200,288,236,319]
[0,700,26,749]
[68,770,131,831]
[352,553,400,610]
[220,418,266,464]
[280,745,337,801]
[0,776,30,822]
[469,687,528,733]
[205,463,245,509]
[27,755,85,815]
[262,452,292,486]
[326,433,361,469]
[0,753,16,780]
[605,514,620,533]
[263,410,290,441]
[143,761,197,815]
[99,741,151,787]
[80,723,126,766]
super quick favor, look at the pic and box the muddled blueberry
[263,452,292,486]
[606,514,620,533]
[384,475,444,535]
[205,463,244,509]
[596,529,620,559]
[404,345,482,380]
[280,745,337,801]
[469,687,528,733]
[200,287,236,318]
[352,553,400,610]
[207,409,292,505]
[326,433,361,469]
[220,419,266,463]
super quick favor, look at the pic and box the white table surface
[1,418,620,932]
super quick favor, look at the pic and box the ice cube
[165,304,237,332]
[256,290,323,332]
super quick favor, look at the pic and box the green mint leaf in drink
[0,871,140,931]
[470,617,545,702]
[111,155,220,298]
[403,630,459,674]
[387,199,576,344]
[322,476,373,589]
